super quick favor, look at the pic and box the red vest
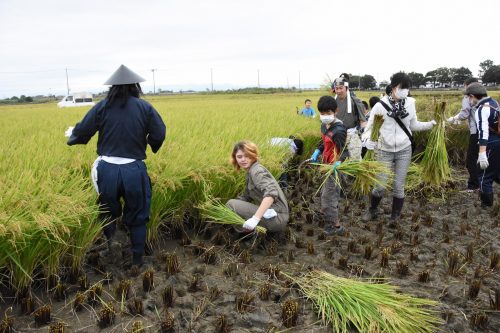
[321,129,340,164]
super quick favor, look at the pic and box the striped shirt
[474,96,499,145]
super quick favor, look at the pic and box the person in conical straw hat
[65,64,166,269]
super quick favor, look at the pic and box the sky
[0,0,499,98]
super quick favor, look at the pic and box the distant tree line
[0,95,34,104]
[340,59,500,90]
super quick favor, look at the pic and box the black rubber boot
[388,197,405,228]
[390,197,405,220]
[362,195,383,222]
[480,192,494,207]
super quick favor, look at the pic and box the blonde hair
[231,140,259,170]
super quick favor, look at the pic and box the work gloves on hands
[365,140,377,150]
[310,149,321,162]
[64,126,74,138]
[446,116,460,125]
[478,152,489,170]
[243,216,260,231]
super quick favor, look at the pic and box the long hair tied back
[106,83,143,108]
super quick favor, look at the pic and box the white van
[57,92,95,108]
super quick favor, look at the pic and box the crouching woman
[226,141,289,233]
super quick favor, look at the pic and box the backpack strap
[379,100,415,153]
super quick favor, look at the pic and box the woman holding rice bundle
[362,72,436,224]
[226,141,289,234]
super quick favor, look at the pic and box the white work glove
[446,116,457,123]
[65,126,74,138]
[243,216,260,231]
[365,139,377,150]
[477,152,489,170]
[263,209,277,219]
[430,120,437,126]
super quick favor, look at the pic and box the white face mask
[395,88,409,99]
[320,115,335,124]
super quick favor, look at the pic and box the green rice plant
[287,270,442,333]
[316,159,392,195]
[198,196,267,234]
[420,101,451,186]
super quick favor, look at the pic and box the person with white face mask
[309,96,349,235]
[466,82,500,207]
[361,72,436,225]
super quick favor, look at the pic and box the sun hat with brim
[104,64,146,85]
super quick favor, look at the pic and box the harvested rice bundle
[351,115,385,196]
[199,196,267,234]
[289,270,442,333]
[316,159,391,195]
[363,114,384,161]
[420,101,451,186]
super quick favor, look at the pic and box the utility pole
[151,69,156,94]
[257,69,260,88]
[287,77,289,89]
[298,71,301,90]
[210,68,214,92]
[359,74,361,90]
[65,68,70,96]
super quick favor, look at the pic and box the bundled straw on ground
[316,159,391,195]
[288,270,442,333]
[420,101,451,186]
[198,196,267,234]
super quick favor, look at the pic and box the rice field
[0,90,499,332]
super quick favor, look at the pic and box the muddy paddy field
[1,168,499,333]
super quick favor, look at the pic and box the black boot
[480,192,494,207]
[388,197,404,228]
[362,195,383,222]
[391,197,405,219]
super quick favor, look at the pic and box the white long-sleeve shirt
[362,96,434,153]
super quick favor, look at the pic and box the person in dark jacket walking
[65,64,166,267]
[466,82,500,206]
[309,95,348,235]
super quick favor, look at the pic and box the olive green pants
[226,199,288,232]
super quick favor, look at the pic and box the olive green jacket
[237,162,289,215]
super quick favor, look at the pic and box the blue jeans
[372,145,412,199]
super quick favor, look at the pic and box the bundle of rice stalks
[420,101,451,186]
[288,270,442,333]
[363,114,384,161]
[198,196,267,234]
[316,159,391,195]
[351,115,384,197]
